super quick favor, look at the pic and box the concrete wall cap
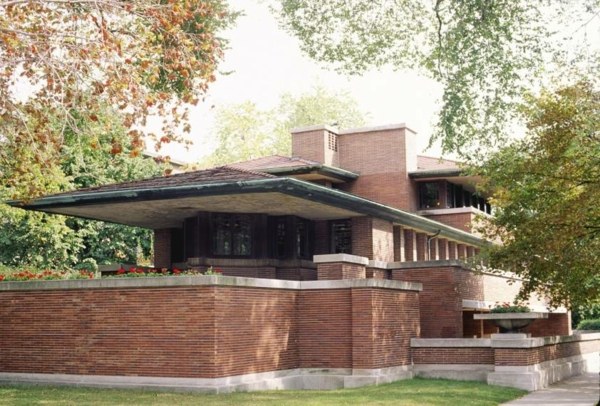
[368,260,389,269]
[301,278,422,292]
[313,253,370,266]
[474,312,549,320]
[338,123,415,135]
[290,124,338,134]
[389,260,467,270]
[0,275,423,292]
[411,338,491,348]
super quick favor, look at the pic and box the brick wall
[525,313,572,337]
[298,289,353,368]
[337,128,417,212]
[493,339,599,366]
[352,289,420,369]
[291,129,326,164]
[214,286,298,377]
[317,263,366,280]
[0,279,420,379]
[0,287,216,377]
[351,217,394,262]
[276,267,318,281]
[153,229,172,269]
[392,265,485,338]
[412,347,494,365]
[421,212,474,233]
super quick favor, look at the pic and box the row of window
[418,181,492,214]
[173,213,352,261]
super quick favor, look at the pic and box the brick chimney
[291,125,340,167]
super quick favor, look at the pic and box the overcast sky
[161,0,444,163]
[162,1,599,164]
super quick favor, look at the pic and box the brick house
[3,123,590,392]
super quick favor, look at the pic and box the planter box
[474,312,548,333]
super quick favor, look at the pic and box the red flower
[117,267,126,275]
[0,275,4,281]
[215,268,223,274]
[172,268,181,275]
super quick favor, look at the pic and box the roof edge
[8,177,487,247]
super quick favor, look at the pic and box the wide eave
[8,173,486,247]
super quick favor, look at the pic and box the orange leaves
[1,0,235,196]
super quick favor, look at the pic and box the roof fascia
[262,165,359,181]
[7,177,486,247]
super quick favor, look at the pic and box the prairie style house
[3,123,588,393]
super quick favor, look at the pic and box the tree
[477,81,599,309]
[0,0,236,197]
[0,105,164,270]
[274,0,599,159]
[200,85,367,166]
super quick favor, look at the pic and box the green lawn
[0,378,526,406]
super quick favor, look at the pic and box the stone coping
[387,260,466,270]
[411,332,600,349]
[0,275,422,292]
[411,338,492,348]
[313,253,370,266]
[416,207,483,216]
[474,312,549,320]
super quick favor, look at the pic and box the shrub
[577,319,600,330]
[572,304,600,328]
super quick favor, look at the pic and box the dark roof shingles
[48,166,275,198]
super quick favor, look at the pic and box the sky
[161,0,444,163]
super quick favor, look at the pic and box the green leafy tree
[477,81,599,309]
[0,106,164,270]
[0,0,236,197]
[274,0,599,158]
[201,85,368,166]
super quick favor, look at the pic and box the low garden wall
[0,275,421,392]
[412,333,600,391]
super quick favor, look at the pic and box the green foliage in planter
[577,319,600,330]
[490,302,531,313]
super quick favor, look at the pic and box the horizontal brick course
[0,279,420,379]
[412,348,494,365]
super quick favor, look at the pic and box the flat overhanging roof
[8,176,487,247]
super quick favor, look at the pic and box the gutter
[7,177,487,247]
[261,164,359,181]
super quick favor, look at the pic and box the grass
[0,378,526,406]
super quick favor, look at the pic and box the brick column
[314,254,368,280]
[416,233,428,261]
[448,241,458,260]
[351,217,394,262]
[393,226,405,262]
[153,229,172,269]
[466,246,475,258]
[429,238,439,261]
[457,244,467,260]
[404,229,417,261]
[438,239,449,260]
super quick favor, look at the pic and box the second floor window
[419,182,441,209]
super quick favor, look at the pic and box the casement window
[419,181,493,214]
[211,214,252,256]
[419,182,441,209]
[331,219,352,254]
[270,216,313,259]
